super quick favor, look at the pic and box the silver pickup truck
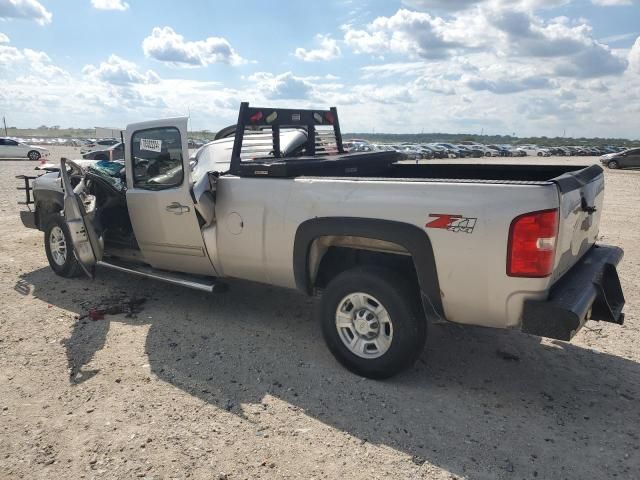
[18,103,626,378]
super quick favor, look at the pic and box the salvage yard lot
[1,148,639,479]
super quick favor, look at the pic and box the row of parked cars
[344,140,629,161]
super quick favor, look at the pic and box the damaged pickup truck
[19,103,626,378]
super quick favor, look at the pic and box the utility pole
[2,116,7,136]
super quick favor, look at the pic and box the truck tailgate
[551,165,604,281]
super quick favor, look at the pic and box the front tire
[44,216,83,278]
[607,160,619,169]
[320,266,426,379]
[28,150,41,161]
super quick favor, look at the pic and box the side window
[131,127,184,190]
[6,139,18,146]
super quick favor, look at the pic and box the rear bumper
[522,245,625,341]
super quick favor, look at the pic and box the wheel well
[315,246,418,291]
[293,218,444,319]
[36,199,62,230]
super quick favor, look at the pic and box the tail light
[507,209,559,277]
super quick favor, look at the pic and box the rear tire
[28,150,41,161]
[319,266,426,379]
[607,160,619,169]
[44,216,83,278]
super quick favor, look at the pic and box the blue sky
[1,0,639,138]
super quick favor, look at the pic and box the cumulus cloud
[91,0,129,11]
[0,32,9,43]
[466,74,552,93]
[346,7,627,78]
[294,35,341,62]
[248,71,312,99]
[343,9,468,59]
[629,36,640,73]
[0,0,52,25]
[83,54,160,85]
[142,26,245,67]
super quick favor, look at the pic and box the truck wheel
[44,216,82,278]
[320,266,426,379]
[607,160,619,169]
[28,150,41,161]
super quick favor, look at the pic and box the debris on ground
[79,294,146,321]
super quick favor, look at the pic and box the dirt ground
[1,148,639,480]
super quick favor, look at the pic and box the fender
[33,188,64,230]
[293,217,444,318]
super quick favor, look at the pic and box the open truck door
[59,158,104,278]
[123,118,217,276]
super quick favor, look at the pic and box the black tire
[28,150,41,161]
[607,160,619,169]
[320,266,426,379]
[44,216,83,278]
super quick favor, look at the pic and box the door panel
[60,159,104,277]
[627,150,640,167]
[124,118,216,276]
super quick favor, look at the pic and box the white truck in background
[18,103,626,378]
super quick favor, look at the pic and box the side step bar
[97,260,226,293]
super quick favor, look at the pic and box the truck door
[124,118,216,276]
[59,158,104,277]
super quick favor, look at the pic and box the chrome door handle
[166,202,190,214]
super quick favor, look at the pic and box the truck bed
[238,149,599,190]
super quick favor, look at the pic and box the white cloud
[142,26,245,67]
[629,36,640,73]
[466,74,552,93]
[591,0,632,5]
[91,0,129,11]
[0,32,9,42]
[0,0,52,25]
[294,35,341,62]
[83,55,159,85]
[248,71,312,99]
[343,9,469,59]
[345,7,627,78]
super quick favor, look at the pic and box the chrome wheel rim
[28,151,39,160]
[335,292,393,359]
[49,226,67,266]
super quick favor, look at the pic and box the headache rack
[229,102,400,178]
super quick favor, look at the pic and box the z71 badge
[426,214,477,234]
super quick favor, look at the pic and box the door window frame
[130,126,185,191]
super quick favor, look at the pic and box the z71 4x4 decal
[426,214,477,234]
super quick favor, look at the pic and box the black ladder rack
[229,102,345,175]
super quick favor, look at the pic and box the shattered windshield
[85,159,126,192]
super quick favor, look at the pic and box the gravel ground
[1,148,639,479]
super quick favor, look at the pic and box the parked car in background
[80,138,119,154]
[519,145,551,157]
[437,143,465,158]
[456,145,484,158]
[82,142,124,161]
[600,147,640,169]
[0,137,50,160]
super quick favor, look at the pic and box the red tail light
[507,209,558,277]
